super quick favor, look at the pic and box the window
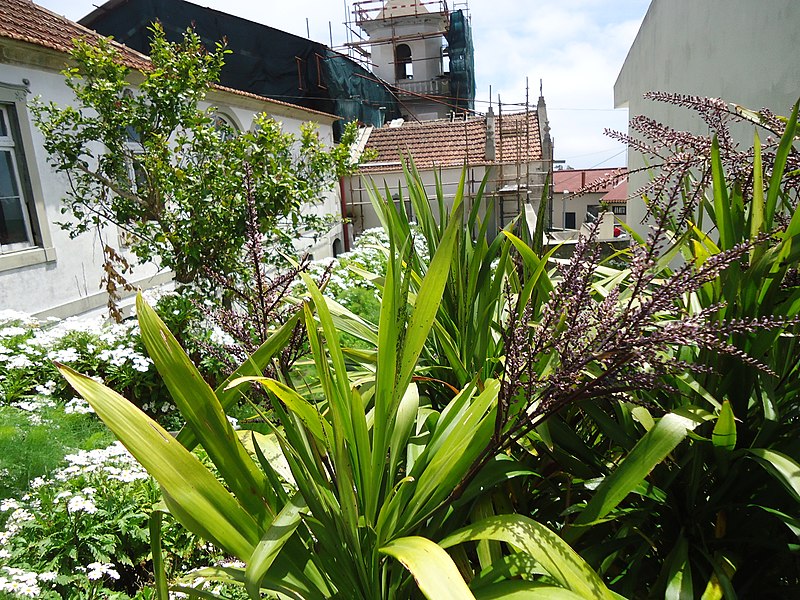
[0,104,34,252]
[612,204,627,216]
[564,211,576,229]
[0,84,54,269]
[295,56,307,91]
[0,81,54,270]
[213,112,239,142]
[395,44,413,80]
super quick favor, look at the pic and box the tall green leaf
[136,294,270,526]
[567,412,702,541]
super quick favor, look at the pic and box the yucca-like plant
[58,193,615,598]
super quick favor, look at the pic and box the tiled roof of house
[360,111,542,173]
[553,167,628,203]
[0,0,151,69]
[0,0,337,120]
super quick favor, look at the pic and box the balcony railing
[395,77,450,97]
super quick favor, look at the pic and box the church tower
[349,1,475,121]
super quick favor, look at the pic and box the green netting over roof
[446,9,475,112]
[324,50,400,134]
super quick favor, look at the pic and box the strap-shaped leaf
[58,365,260,559]
[379,536,476,600]
[245,493,306,598]
[441,514,614,600]
[749,448,800,504]
[136,294,270,525]
[176,310,301,449]
[567,411,701,541]
[474,581,586,599]
[712,400,736,450]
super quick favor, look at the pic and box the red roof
[0,0,150,69]
[361,111,542,173]
[0,0,336,119]
[553,167,628,203]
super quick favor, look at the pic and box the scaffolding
[345,92,552,239]
[336,1,475,116]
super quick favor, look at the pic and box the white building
[345,97,552,238]
[0,0,343,318]
[615,0,800,234]
[351,0,475,121]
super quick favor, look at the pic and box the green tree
[33,24,357,313]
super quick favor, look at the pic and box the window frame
[0,104,35,252]
[0,81,55,272]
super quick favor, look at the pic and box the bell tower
[348,1,474,121]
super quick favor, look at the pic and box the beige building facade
[614,0,800,234]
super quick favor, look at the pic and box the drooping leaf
[441,514,614,599]
[379,536,476,600]
[58,365,260,559]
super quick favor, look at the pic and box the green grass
[0,404,115,499]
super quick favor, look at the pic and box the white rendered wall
[0,54,342,317]
[614,0,800,236]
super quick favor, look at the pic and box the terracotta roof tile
[0,0,151,69]
[553,167,628,203]
[601,178,628,203]
[360,111,542,173]
[0,0,337,119]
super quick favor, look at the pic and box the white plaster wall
[0,61,163,317]
[614,0,800,236]
[0,58,343,317]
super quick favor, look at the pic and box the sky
[36,0,651,169]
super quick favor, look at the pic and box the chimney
[485,106,496,161]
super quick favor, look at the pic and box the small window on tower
[395,44,413,80]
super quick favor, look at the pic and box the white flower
[6,354,33,369]
[0,567,41,597]
[64,397,94,415]
[37,572,57,582]
[47,347,80,363]
[0,326,27,338]
[34,380,57,396]
[0,309,37,326]
[67,495,97,514]
[86,562,119,580]
[0,499,20,512]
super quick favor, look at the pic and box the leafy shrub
[0,441,252,599]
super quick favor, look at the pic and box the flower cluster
[0,566,42,598]
[54,442,149,484]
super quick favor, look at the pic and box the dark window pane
[0,196,29,245]
[0,150,20,200]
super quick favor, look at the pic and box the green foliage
[16,92,799,598]
[32,23,357,297]
[0,294,226,428]
[515,100,800,598]
[58,210,612,598]
[0,404,113,499]
[0,441,249,599]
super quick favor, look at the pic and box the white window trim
[0,81,56,272]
